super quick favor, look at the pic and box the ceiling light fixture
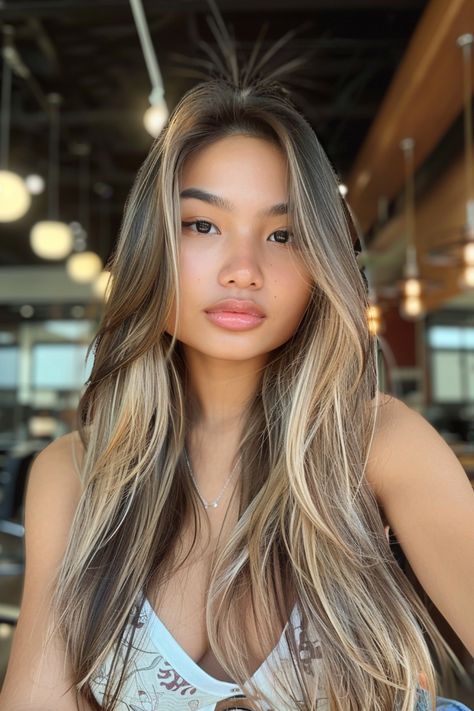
[25,174,45,195]
[30,93,73,260]
[66,141,103,283]
[129,0,169,138]
[396,138,439,321]
[0,25,31,222]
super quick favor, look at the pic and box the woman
[2,74,473,711]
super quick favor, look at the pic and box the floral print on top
[88,593,326,710]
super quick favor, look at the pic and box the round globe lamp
[0,169,31,221]
[66,251,103,283]
[30,220,73,259]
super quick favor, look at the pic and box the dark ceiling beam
[0,0,427,20]
[226,38,406,51]
[26,17,60,72]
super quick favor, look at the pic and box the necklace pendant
[184,445,241,514]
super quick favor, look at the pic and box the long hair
[42,33,470,711]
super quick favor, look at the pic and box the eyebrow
[179,187,288,218]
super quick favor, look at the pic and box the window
[32,343,93,390]
[0,346,19,389]
[428,325,474,404]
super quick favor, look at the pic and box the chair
[0,447,42,625]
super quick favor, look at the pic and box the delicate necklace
[183,445,241,509]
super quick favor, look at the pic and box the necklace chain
[183,446,241,510]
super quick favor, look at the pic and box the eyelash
[181,220,294,245]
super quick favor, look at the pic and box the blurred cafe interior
[0,0,473,704]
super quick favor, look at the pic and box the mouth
[204,310,266,331]
[205,309,263,317]
[204,299,266,318]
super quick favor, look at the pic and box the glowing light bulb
[30,221,74,259]
[66,251,103,283]
[0,170,31,221]
[459,266,474,289]
[400,296,424,319]
[143,98,169,138]
[25,174,45,195]
[462,241,474,266]
[404,278,421,298]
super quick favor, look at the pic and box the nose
[218,237,264,289]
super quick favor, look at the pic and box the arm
[367,394,474,656]
[0,433,95,711]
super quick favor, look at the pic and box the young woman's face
[165,134,313,362]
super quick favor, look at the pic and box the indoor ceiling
[0,0,428,269]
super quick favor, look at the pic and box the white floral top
[88,593,326,710]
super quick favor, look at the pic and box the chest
[145,502,289,710]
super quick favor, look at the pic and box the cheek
[287,291,311,326]
[273,262,313,314]
[164,296,176,335]
[165,245,208,335]
[179,244,211,292]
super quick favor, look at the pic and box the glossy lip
[204,298,266,317]
[204,310,265,331]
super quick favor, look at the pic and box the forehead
[179,134,289,207]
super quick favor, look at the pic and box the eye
[268,229,294,245]
[181,220,219,234]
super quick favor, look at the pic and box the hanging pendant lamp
[144,86,169,138]
[424,33,474,289]
[30,93,73,260]
[67,250,103,283]
[346,196,385,337]
[396,138,438,321]
[129,0,169,138]
[66,142,103,283]
[0,25,31,222]
[92,182,114,302]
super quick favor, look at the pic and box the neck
[185,422,243,510]
[182,343,267,431]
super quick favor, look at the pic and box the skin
[165,134,313,500]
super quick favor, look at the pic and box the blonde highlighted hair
[43,54,470,711]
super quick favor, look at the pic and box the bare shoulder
[365,393,474,656]
[370,389,405,423]
[31,430,86,500]
[0,430,93,710]
[366,390,411,502]
[24,430,87,539]
[50,429,84,456]
[366,390,464,505]
[25,431,83,556]
[369,390,442,459]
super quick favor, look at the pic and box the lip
[204,310,265,331]
[205,299,266,317]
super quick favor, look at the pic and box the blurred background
[0,0,473,703]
